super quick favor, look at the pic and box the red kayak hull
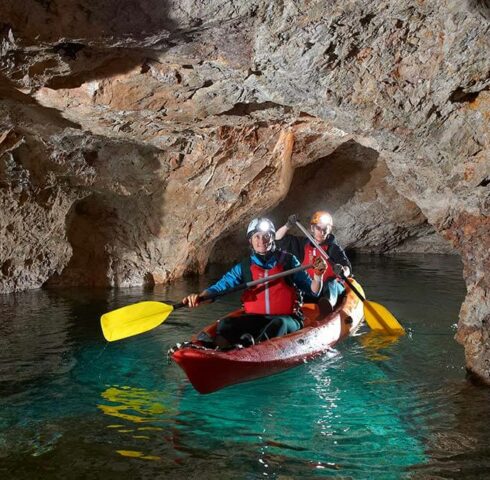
[171,280,364,394]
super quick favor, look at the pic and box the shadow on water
[1,253,489,479]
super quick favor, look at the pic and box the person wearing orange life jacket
[182,217,326,348]
[275,211,352,311]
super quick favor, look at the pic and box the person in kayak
[275,211,352,312]
[182,217,326,348]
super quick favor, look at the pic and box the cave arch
[209,139,453,266]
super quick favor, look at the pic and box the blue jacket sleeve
[206,263,243,294]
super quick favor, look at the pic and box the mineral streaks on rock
[0,1,489,381]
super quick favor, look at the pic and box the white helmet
[246,217,276,239]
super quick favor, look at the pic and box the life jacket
[240,251,299,315]
[302,242,336,281]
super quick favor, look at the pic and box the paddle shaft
[294,221,367,303]
[172,262,314,310]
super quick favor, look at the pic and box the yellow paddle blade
[101,301,174,342]
[363,300,405,335]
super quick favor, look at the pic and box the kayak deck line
[171,279,365,394]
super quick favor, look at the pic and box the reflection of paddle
[101,263,313,342]
[98,386,170,423]
[360,331,402,361]
[294,219,405,335]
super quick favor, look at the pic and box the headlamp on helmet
[310,210,333,228]
[246,217,276,239]
[258,219,272,233]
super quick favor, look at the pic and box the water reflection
[98,385,174,423]
[409,381,490,478]
[360,331,402,361]
[0,289,74,393]
[1,254,488,480]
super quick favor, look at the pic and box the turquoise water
[1,254,489,479]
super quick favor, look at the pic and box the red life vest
[302,242,336,281]
[241,260,298,315]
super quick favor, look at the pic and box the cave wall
[0,0,489,381]
[211,140,454,264]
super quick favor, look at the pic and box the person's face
[250,231,272,254]
[311,223,331,242]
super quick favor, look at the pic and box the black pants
[216,314,302,345]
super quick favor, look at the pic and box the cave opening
[209,140,379,265]
[45,193,117,287]
[209,139,453,268]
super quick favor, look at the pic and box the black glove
[286,214,298,229]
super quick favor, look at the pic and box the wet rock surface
[0,1,488,382]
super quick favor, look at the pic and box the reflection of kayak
[171,279,365,394]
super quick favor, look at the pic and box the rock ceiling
[0,0,489,382]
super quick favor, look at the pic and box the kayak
[170,279,365,394]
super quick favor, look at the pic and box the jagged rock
[0,0,489,383]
